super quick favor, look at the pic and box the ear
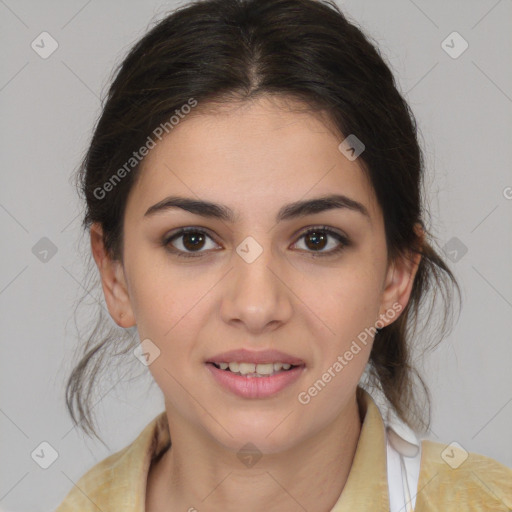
[90,222,136,328]
[377,223,424,327]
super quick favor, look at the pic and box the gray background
[1,0,511,510]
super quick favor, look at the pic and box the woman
[56,0,512,510]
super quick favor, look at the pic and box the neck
[146,394,364,512]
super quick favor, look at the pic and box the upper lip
[206,349,305,366]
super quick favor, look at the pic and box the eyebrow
[144,194,370,223]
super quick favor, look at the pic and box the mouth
[205,348,306,398]
[207,361,303,378]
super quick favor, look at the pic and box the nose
[220,242,293,335]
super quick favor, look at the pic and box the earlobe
[378,224,424,326]
[90,223,136,328]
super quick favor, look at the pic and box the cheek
[127,264,209,412]
[125,247,212,339]
[295,269,380,416]
[306,262,384,340]
[299,257,384,398]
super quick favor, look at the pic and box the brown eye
[293,226,350,257]
[163,228,220,257]
[182,231,206,251]
[303,230,328,251]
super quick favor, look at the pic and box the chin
[206,414,306,455]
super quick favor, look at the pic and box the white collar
[384,408,422,511]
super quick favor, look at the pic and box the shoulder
[416,439,512,511]
[55,412,168,511]
[54,445,132,511]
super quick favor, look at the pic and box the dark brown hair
[66,0,461,439]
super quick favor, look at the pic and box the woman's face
[93,96,417,454]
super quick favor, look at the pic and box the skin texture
[90,95,422,512]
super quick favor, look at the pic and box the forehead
[125,96,381,224]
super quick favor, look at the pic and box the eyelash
[162,225,351,259]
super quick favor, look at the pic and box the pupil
[306,231,326,251]
[183,232,204,251]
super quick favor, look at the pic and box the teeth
[256,363,274,375]
[237,362,255,374]
[216,361,295,376]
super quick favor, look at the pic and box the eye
[162,225,350,259]
[163,227,220,258]
[292,226,350,257]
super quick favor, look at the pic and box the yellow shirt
[55,390,512,511]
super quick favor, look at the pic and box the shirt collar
[329,387,390,511]
[103,411,170,510]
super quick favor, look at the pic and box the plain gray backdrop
[1,0,511,510]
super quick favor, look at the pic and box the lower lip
[206,363,305,399]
